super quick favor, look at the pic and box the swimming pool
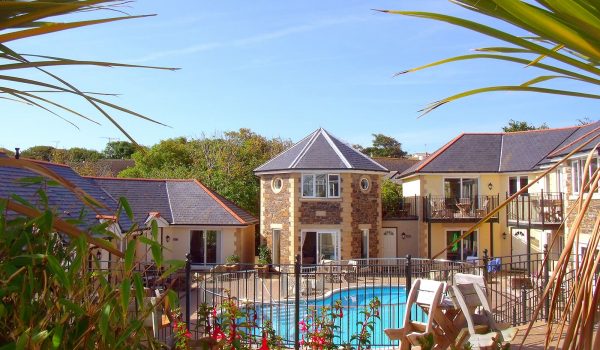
[254,286,424,347]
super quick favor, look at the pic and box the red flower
[339,310,344,318]
[212,308,217,317]
[185,331,192,339]
[259,333,270,350]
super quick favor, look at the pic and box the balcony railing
[382,195,419,220]
[423,195,499,222]
[506,192,564,226]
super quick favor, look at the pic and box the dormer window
[302,173,340,198]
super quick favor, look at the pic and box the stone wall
[350,174,381,258]
[299,201,342,224]
[260,174,294,263]
[563,164,600,248]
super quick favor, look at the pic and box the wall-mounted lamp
[502,232,507,240]
[401,232,407,240]
[165,235,171,243]
[96,250,102,260]
[488,182,493,191]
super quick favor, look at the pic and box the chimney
[14,148,20,159]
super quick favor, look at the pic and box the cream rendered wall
[159,226,239,263]
[429,222,493,260]
[402,177,421,197]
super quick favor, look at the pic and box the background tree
[360,134,407,158]
[121,129,292,215]
[502,119,549,132]
[103,141,137,159]
[381,179,403,218]
[21,145,55,161]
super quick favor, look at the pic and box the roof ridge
[24,158,71,168]
[85,175,193,183]
[498,134,504,172]
[500,124,580,135]
[165,181,176,225]
[321,129,351,168]
[254,132,310,172]
[192,179,248,225]
[289,128,321,169]
[546,124,600,158]
[324,130,388,171]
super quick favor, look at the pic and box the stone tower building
[254,128,388,264]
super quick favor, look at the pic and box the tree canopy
[358,134,407,158]
[120,129,292,215]
[502,119,549,132]
[103,141,137,159]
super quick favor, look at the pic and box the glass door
[318,232,337,261]
[446,230,478,261]
[301,230,339,263]
[189,230,219,264]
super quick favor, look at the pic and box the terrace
[170,250,575,348]
[506,192,564,228]
[423,195,500,223]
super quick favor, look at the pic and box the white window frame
[272,229,281,264]
[508,175,529,195]
[442,176,480,198]
[571,157,600,195]
[300,230,340,263]
[301,173,340,198]
[361,229,369,259]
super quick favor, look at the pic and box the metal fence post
[405,255,412,320]
[185,253,191,330]
[294,254,301,350]
[483,249,489,284]
[544,244,550,321]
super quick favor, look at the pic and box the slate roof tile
[254,128,388,173]
[0,153,132,231]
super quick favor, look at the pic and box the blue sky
[2,1,598,154]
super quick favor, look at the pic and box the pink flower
[212,308,217,317]
[299,339,305,346]
[185,331,192,339]
[299,320,308,332]
[339,310,344,317]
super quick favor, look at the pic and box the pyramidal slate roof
[254,128,388,174]
[400,121,600,178]
[90,177,257,226]
[0,152,133,231]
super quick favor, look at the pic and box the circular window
[271,177,283,193]
[360,177,370,191]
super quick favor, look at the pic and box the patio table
[456,202,471,217]
[417,296,462,348]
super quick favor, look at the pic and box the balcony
[382,195,419,220]
[506,192,564,228]
[423,195,499,223]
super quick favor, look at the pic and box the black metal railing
[178,249,576,348]
[506,191,564,226]
[423,195,499,222]
[383,195,419,220]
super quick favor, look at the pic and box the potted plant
[256,245,272,277]
[224,254,240,272]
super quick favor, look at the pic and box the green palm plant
[0,0,176,142]
[380,0,600,116]
[381,1,600,348]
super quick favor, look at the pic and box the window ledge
[300,197,342,202]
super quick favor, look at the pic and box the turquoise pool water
[254,286,423,347]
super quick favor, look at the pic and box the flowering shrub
[349,297,381,350]
[299,300,343,350]
[172,313,192,350]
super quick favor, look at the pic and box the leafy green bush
[0,188,181,348]
[225,254,240,264]
[257,245,272,265]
